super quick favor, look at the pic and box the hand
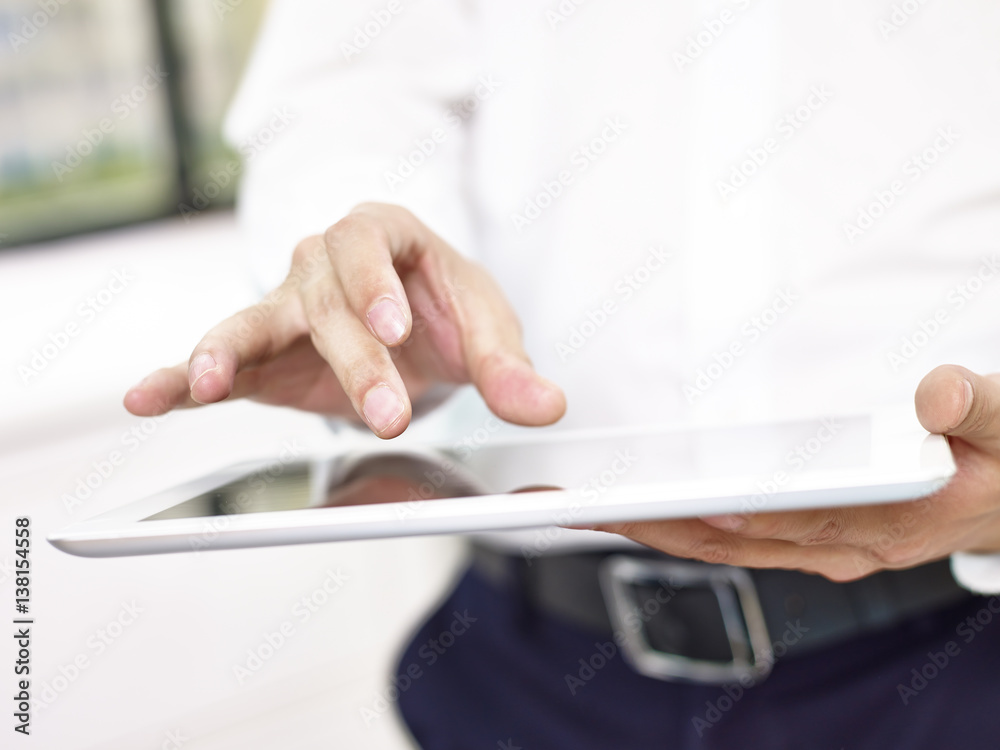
[124,203,566,438]
[597,365,1000,581]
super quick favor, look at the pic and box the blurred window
[0,0,268,247]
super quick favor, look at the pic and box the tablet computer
[48,410,955,557]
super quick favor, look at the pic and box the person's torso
[462,0,1000,429]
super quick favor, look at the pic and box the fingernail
[367,299,407,345]
[189,352,217,386]
[701,514,747,532]
[362,385,405,434]
[958,378,974,426]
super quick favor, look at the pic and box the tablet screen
[142,416,871,522]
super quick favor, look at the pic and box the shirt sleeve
[222,0,481,292]
[950,552,1000,595]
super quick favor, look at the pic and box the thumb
[915,364,1000,451]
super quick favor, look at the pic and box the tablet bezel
[48,410,956,557]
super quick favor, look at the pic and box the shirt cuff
[950,551,1000,595]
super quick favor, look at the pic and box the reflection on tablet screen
[142,417,871,522]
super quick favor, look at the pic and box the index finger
[327,203,566,427]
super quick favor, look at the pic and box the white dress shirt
[224,0,1000,592]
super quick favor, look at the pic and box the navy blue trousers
[395,565,1000,749]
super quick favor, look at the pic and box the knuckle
[874,547,909,566]
[865,544,895,566]
[290,238,328,288]
[325,213,387,256]
[868,536,930,567]
[350,200,391,216]
[801,515,847,546]
[341,368,375,403]
[304,292,338,338]
[291,236,323,269]
[334,350,387,401]
[353,201,413,226]
[688,535,741,566]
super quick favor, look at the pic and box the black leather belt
[471,544,972,684]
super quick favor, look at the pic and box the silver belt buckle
[598,555,774,685]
